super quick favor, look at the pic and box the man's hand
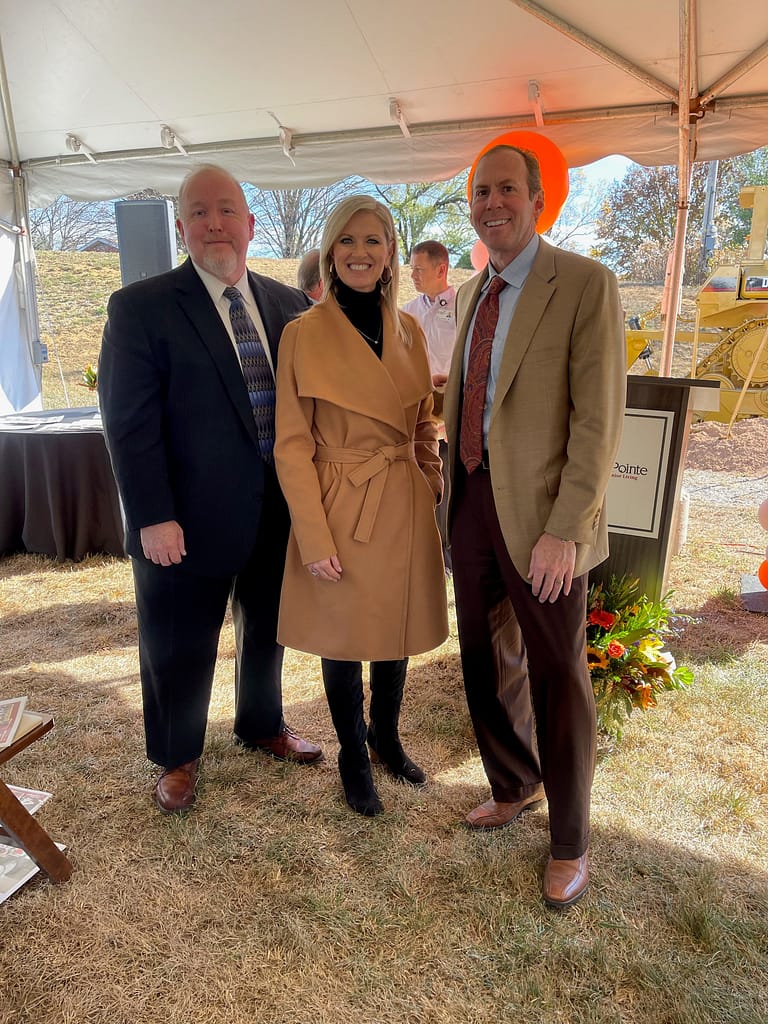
[432,372,449,389]
[528,532,576,604]
[140,521,186,566]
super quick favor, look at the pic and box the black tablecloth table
[0,407,125,561]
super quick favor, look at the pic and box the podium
[589,375,719,602]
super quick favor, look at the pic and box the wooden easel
[0,713,72,883]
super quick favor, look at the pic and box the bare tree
[243,179,368,257]
[546,168,605,254]
[374,176,471,260]
[29,196,117,250]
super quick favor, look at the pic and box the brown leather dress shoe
[465,785,546,829]
[242,725,323,765]
[154,759,199,814]
[542,854,589,909]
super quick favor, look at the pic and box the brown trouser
[450,463,596,859]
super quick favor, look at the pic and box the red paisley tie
[460,275,507,473]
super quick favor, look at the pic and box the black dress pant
[320,658,409,760]
[450,463,596,859]
[132,465,290,768]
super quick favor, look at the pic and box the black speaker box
[115,199,177,286]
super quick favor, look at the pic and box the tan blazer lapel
[490,241,556,426]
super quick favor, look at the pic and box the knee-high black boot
[321,659,382,816]
[368,658,426,786]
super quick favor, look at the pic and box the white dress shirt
[192,262,276,377]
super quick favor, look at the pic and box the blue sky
[582,155,633,184]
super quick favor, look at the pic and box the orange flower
[637,683,657,709]
[589,609,616,629]
[606,640,626,658]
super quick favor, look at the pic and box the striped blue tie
[223,286,275,464]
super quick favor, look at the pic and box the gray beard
[201,248,238,281]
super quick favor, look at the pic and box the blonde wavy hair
[319,194,410,345]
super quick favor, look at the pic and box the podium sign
[607,408,674,539]
[590,376,718,602]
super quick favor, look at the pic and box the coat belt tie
[314,441,416,543]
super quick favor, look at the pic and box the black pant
[320,658,409,761]
[133,466,290,768]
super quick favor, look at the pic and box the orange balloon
[758,498,768,531]
[759,560,768,590]
[470,239,488,271]
[467,130,570,234]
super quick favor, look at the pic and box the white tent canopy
[4,0,768,204]
[1,0,768,411]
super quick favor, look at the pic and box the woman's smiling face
[331,211,394,293]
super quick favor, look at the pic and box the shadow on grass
[675,594,768,662]
[0,598,138,669]
[4,729,766,1024]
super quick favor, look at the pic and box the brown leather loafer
[243,725,323,765]
[465,785,546,830]
[154,759,199,814]
[543,854,589,909]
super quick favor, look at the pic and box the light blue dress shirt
[462,233,540,447]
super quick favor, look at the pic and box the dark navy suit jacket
[99,258,310,577]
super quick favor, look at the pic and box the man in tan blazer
[443,144,626,908]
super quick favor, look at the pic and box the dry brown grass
[34,252,482,411]
[4,256,764,1022]
[34,251,690,410]
[1,475,767,1022]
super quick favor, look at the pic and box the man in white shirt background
[401,241,456,572]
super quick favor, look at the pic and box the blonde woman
[274,195,448,816]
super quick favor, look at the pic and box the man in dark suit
[99,164,321,814]
[443,145,626,908]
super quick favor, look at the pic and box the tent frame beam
[11,95,768,177]
[507,0,680,102]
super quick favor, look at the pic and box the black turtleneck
[333,279,384,357]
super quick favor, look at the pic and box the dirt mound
[685,417,768,475]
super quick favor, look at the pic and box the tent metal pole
[659,0,695,378]
[0,30,19,168]
[0,31,43,392]
[12,170,43,387]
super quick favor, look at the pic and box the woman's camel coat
[274,298,449,661]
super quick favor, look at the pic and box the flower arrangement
[586,574,693,740]
[77,364,98,391]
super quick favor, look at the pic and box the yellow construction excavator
[625,185,768,422]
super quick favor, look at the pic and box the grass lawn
[0,484,766,1022]
[1,252,763,1023]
